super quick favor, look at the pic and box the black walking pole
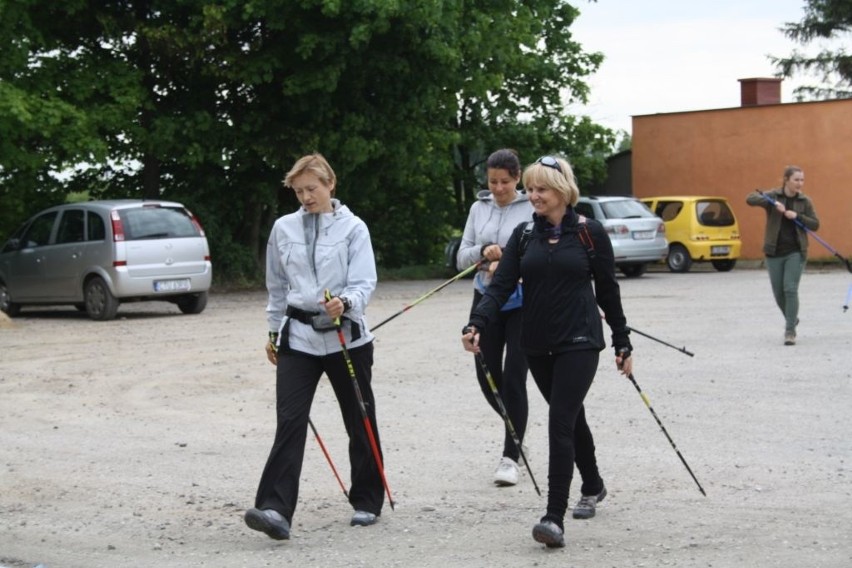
[598,314,694,356]
[627,326,695,357]
[325,290,396,510]
[627,373,706,496]
[372,261,483,331]
[472,347,541,496]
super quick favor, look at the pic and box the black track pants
[253,342,384,523]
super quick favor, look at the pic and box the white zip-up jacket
[266,199,376,355]
[456,190,533,293]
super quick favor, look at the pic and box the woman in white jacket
[456,149,533,486]
[245,153,385,540]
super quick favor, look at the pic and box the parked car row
[445,194,741,277]
[0,200,212,320]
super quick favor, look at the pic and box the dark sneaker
[532,520,565,548]
[351,510,379,526]
[572,486,607,519]
[245,508,290,540]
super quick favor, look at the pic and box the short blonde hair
[284,153,337,196]
[522,156,580,206]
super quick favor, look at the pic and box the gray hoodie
[456,189,533,293]
[266,199,376,355]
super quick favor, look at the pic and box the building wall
[632,98,852,261]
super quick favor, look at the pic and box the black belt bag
[286,306,338,332]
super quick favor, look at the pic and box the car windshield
[695,200,736,227]
[600,199,656,220]
[118,207,200,240]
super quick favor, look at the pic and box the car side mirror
[3,238,21,252]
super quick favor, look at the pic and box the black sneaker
[572,486,607,519]
[245,508,290,540]
[532,520,565,548]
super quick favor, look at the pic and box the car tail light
[110,210,125,242]
[657,222,665,235]
[605,224,630,238]
[186,208,207,237]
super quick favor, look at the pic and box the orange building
[631,78,852,261]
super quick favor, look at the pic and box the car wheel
[177,291,208,314]
[667,244,692,273]
[84,277,119,321]
[711,259,736,272]
[619,263,648,278]
[0,281,22,317]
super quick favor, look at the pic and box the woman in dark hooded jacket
[462,155,634,549]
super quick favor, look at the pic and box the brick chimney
[738,77,782,106]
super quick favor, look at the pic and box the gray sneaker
[784,330,796,345]
[532,520,565,548]
[351,510,379,526]
[244,508,290,540]
[572,486,607,519]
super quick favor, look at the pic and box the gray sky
[569,0,841,133]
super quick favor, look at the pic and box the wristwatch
[340,296,352,313]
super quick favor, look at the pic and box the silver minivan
[0,200,212,320]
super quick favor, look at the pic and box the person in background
[462,155,633,549]
[245,153,386,540]
[456,148,533,487]
[746,165,820,346]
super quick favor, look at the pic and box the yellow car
[639,196,741,273]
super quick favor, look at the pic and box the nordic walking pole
[627,326,694,357]
[308,418,349,499]
[598,314,694,356]
[371,261,483,331]
[757,191,852,273]
[473,348,541,496]
[627,373,706,496]
[325,290,395,510]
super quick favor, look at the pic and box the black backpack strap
[576,214,596,259]
[518,220,535,258]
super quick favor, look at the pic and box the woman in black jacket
[462,155,633,549]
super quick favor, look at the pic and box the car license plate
[154,279,191,292]
[711,246,730,256]
[632,231,654,240]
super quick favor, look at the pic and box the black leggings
[527,349,603,528]
[470,290,529,461]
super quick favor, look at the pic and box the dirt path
[1,267,850,567]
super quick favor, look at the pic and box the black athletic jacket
[468,207,631,357]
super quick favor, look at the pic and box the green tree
[1,1,616,280]
[448,1,614,224]
[773,0,852,100]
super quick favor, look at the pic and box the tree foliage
[773,0,852,100]
[0,0,615,281]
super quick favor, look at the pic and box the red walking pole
[325,290,395,510]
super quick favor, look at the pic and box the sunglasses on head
[535,155,562,173]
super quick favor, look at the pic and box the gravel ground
[1,265,850,568]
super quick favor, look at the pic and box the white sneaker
[493,457,520,486]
